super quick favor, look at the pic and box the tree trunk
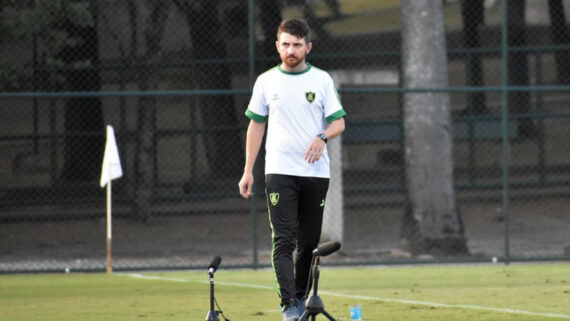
[176,0,243,181]
[60,1,104,185]
[461,0,488,115]
[132,0,169,221]
[400,0,468,256]
[254,0,283,193]
[260,0,282,69]
[548,0,570,84]
[508,0,536,138]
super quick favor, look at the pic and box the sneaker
[281,300,299,321]
[296,297,306,317]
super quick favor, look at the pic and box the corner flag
[100,125,122,274]
[100,125,123,188]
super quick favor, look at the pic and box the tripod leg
[298,310,310,321]
[322,309,337,321]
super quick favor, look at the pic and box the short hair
[277,18,311,43]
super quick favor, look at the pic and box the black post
[205,273,219,321]
[299,255,337,321]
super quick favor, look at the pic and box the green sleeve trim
[326,109,346,124]
[245,109,268,122]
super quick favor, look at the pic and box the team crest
[270,193,280,206]
[305,92,316,103]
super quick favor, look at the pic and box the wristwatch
[317,133,328,143]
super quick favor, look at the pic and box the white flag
[100,125,123,188]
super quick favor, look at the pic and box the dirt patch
[1,196,569,272]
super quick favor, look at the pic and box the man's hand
[304,138,325,163]
[238,172,254,199]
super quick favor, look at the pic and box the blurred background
[1,0,569,272]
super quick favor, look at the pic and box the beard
[281,53,305,69]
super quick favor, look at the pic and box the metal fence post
[248,0,258,269]
[501,0,511,265]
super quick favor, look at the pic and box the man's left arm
[322,117,345,140]
[304,117,345,163]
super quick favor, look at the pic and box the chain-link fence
[1,0,569,273]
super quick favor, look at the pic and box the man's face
[276,32,312,70]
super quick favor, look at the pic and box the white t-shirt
[245,64,346,178]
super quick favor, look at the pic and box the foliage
[0,0,93,90]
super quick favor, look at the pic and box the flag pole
[106,179,112,274]
[101,125,122,274]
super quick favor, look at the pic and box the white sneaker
[281,300,299,321]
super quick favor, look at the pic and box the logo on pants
[269,192,280,206]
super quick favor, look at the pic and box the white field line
[125,273,188,283]
[123,273,570,319]
[317,291,570,320]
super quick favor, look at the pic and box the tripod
[298,254,338,321]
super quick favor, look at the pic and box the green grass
[1,264,569,321]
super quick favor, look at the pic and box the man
[238,18,346,321]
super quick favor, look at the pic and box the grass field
[1,263,569,321]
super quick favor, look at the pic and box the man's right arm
[238,120,266,199]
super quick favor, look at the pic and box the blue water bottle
[350,304,362,321]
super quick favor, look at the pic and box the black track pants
[265,174,330,305]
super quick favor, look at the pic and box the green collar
[277,63,312,75]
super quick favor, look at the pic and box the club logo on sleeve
[305,92,316,103]
[269,193,280,206]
